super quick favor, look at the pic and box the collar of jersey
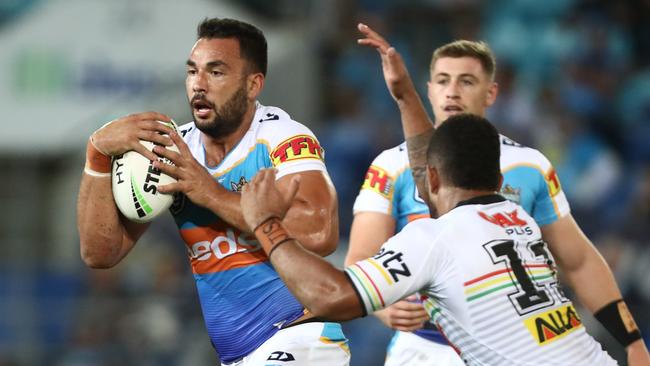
[455,194,506,208]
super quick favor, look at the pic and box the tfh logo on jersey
[271,135,324,166]
[545,168,562,197]
[373,247,411,282]
[362,165,393,198]
[524,304,582,345]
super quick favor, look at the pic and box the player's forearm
[627,339,650,365]
[406,130,435,211]
[77,174,130,268]
[395,88,435,139]
[272,241,361,320]
[203,188,250,232]
[396,87,435,207]
[206,188,337,256]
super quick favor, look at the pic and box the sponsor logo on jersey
[230,176,248,192]
[501,136,523,147]
[373,247,411,283]
[500,184,521,204]
[362,165,393,198]
[545,168,562,197]
[183,223,266,274]
[478,210,528,227]
[524,304,582,345]
[271,135,324,166]
[259,112,280,122]
[267,351,295,362]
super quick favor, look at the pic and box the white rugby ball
[112,121,180,223]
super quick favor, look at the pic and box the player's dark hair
[197,17,267,76]
[427,114,501,191]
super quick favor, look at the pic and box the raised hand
[91,112,175,162]
[241,169,300,231]
[357,23,416,102]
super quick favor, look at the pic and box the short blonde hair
[430,40,496,80]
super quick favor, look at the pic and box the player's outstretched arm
[347,215,429,331]
[357,23,434,207]
[241,169,362,320]
[543,215,650,363]
[78,112,175,268]
[154,131,338,256]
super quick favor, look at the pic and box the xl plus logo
[373,248,411,282]
[479,210,533,235]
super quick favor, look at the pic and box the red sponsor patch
[361,165,393,198]
[478,210,528,227]
[270,135,324,166]
[545,168,562,197]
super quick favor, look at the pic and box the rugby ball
[112,121,180,223]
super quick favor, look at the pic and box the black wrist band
[594,299,642,347]
[267,237,294,258]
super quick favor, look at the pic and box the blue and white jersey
[353,142,429,231]
[172,102,332,363]
[352,135,571,343]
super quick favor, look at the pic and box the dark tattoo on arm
[406,130,434,212]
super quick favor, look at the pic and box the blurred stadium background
[0,0,648,365]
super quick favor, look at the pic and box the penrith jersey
[346,195,615,366]
[171,102,328,363]
[352,135,571,344]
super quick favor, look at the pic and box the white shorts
[385,331,465,366]
[222,322,350,366]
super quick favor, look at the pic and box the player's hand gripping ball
[112,121,180,223]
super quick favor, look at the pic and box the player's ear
[426,165,440,195]
[497,173,504,191]
[485,81,498,107]
[247,72,264,100]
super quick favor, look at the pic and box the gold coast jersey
[171,102,335,363]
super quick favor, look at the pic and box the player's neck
[435,186,497,216]
[201,104,256,166]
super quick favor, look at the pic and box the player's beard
[191,82,249,139]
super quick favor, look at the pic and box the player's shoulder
[500,134,553,171]
[253,103,316,141]
[369,142,409,175]
[398,216,439,239]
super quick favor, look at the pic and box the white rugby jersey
[353,136,571,230]
[346,195,615,366]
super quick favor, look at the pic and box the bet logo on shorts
[112,121,179,223]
